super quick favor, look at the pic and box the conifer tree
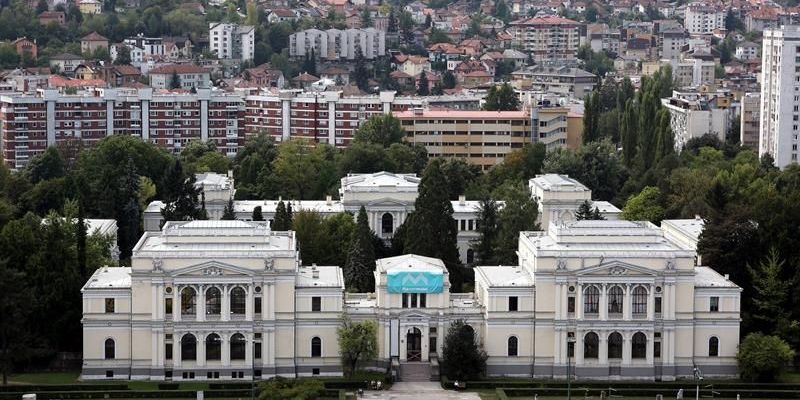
[747,248,799,344]
[653,108,674,163]
[222,197,236,220]
[160,160,204,222]
[417,71,429,96]
[576,200,594,220]
[403,159,463,289]
[273,201,290,230]
[471,197,499,265]
[344,206,376,292]
[252,206,264,221]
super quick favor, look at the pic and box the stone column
[268,283,276,320]
[554,284,562,320]
[576,283,583,319]
[197,332,206,367]
[575,330,584,365]
[151,285,158,320]
[222,333,231,367]
[156,284,164,320]
[599,331,608,365]
[623,284,632,320]
[600,284,607,321]
[622,332,631,365]
[245,333,253,368]
[174,334,182,368]
[246,285,255,321]
[173,286,181,322]
[197,285,205,322]
[222,284,230,321]
[647,285,655,320]
[151,332,159,367]
[646,332,654,364]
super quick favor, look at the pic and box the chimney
[326,195,332,206]
[458,195,465,206]
[311,264,319,279]
[724,274,729,280]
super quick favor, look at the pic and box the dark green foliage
[25,147,66,184]
[542,139,628,201]
[582,91,601,143]
[442,71,456,89]
[577,45,614,76]
[483,83,519,111]
[272,201,291,230]
[252,206,264,221]
[737,333,794,382]
[493,182,539,264]
[471,197,499,265]
[403,159,464,289]
[352,45,369,91]
[221,197,236,220]
[344,206,376,292]
[747,248,799,345]
[576,200,603,220]
[353,114,406,147]
[0,258,32,385]
[160,160,205,223]
[258,377,325,400]
[441,320,487,381]
[417,71,429,95]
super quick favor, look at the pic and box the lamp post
[693,366,703,400]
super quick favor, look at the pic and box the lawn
[6,371,81,385]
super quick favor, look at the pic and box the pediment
[575,260,658,277]
[366,197,413,207]
[170,261,255,277]
[398,311,431,320]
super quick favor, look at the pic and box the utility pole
[567,336,575,400]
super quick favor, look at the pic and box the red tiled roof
[82,31,108,42]
[111,65,141,76]
[292,72,319,81]
[510,15,580,26]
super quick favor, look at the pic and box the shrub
[738,333,795,382]
[257,377,325,400]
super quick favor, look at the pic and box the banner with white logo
[386,270,444,293]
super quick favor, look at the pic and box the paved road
[358,382,481,399]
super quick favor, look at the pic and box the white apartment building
[509,16,582,64]
[209,23,255,61]
[684,4,725,35]
[659,29,688,61]
[288,28,386,61]
[81,216,741,381]
[735,41,759,61]
[760,26,800,168]
[662,91,730,151]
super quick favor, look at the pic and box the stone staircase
[399,362,432,381]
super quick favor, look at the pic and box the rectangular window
[311,296,321,312]
[106,370,114,378]
[655,297,662,314]
[509,296,518,311]
[460,220,466,231]
[420,294,426,308]
[254,342,262,359]
[710,296,719,312]
[105,298,115,313]
[165,343,172,360]
[165,298,172,315]
[567,297,575,313]
[255,297,262,314]
[411,293,418,308]
[402,293,408,308]
[654,342,662,358]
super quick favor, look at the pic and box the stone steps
[399,362,432,382]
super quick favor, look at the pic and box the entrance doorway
[406,327,422,361]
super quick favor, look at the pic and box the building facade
[288,28,386,61]
[740,92,760,150]
[760,26,800,168]
[148,65,211,90]
[82,216,740,381]
[508,16,582,64]
[0,88,244,169]
[683,4,725,35]
[661,91,730,151]
[209,23,255,61]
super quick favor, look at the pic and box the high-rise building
[741,93,760,150]
[288,28,386,61]
[508,16,582,64]
[759,26,800,168]
[683,4,725,35]
[209,23,255,61]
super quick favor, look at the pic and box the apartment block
[209,23,255,61]
[661,91,731,151]
[395,109,532,170]
[740,92,760,149]
[760,26,800,168]
[288,28,386,61]
[684,4,725,35]
[508,16,583,64]
[0,88,245,169]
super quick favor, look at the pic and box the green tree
[160,160,205,223]
[621,186,665,223]
[493,182,539,264]
[0,259,32,385]
[492,0,510,22]
[353,114,406,147]
[442,70,456,89]
[747,248,798,342]
[233,133,277,199]
[576,200,603,220]
[344,206,376,292]
[25,146,66,184]
[221,197,236,220]
[417,71,429,95]
[258,377,324,400]
[352,45,369,91]
[471,197,499,265]
[252,206,264,221]
[403,160,463,289]
[737,333,794,382]
[360,7,372,27]
[272,201,291,230]
[337,315,378,378]
[441,319,487,381]
[483,83,519,111]
[653,108,674,163]
[582,91,601,143]
[292,210,327,263]
[428,27,451,44]
[170,70,180,89]
[271,139,337,200]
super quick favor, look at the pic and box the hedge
[157,383,179,390]
[0,389,253,400]
[440,377,800,391]
[0,385,129,393]
[497,387,800,399]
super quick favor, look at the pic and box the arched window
[631,332,647,359]
[206,287,221,315]
[381,213,394,234]
[311,337,322,357]
[608,332,623,359]
[230,333,246,360]
[104,338,115,360]
[206,333,221,361]
[181,334,197,361]
[632,286,648,315]
[507,336,518,356]
[584,286,599,314]
[709,337,719,357]
[466,249,475,264]
[230,287,246,314]
[608,286,623,314]
[181,287,196,315]
[584,332,599,359]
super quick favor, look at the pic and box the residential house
[148,64,211,89]
[78,0,102,14]
[267,8,297,23]
[163,37,193,60]
[291,72,319,89]
[81,32,109,55]
[320,67,350,85]
[49,53,86,76]
[735,41,759,61]
[110,43,145,64]
[209,23,255,61]
[399,55,431,77]
[103,64,142,87]
[13,38,37,60]
[38,11,65,26]
[243,64,286,88]
[74,63,102,80]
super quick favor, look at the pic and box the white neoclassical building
[144,172,620,265]
[82,217,740,381]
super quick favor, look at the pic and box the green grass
[6,371,81,385]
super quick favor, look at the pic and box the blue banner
[387,270,444,293]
